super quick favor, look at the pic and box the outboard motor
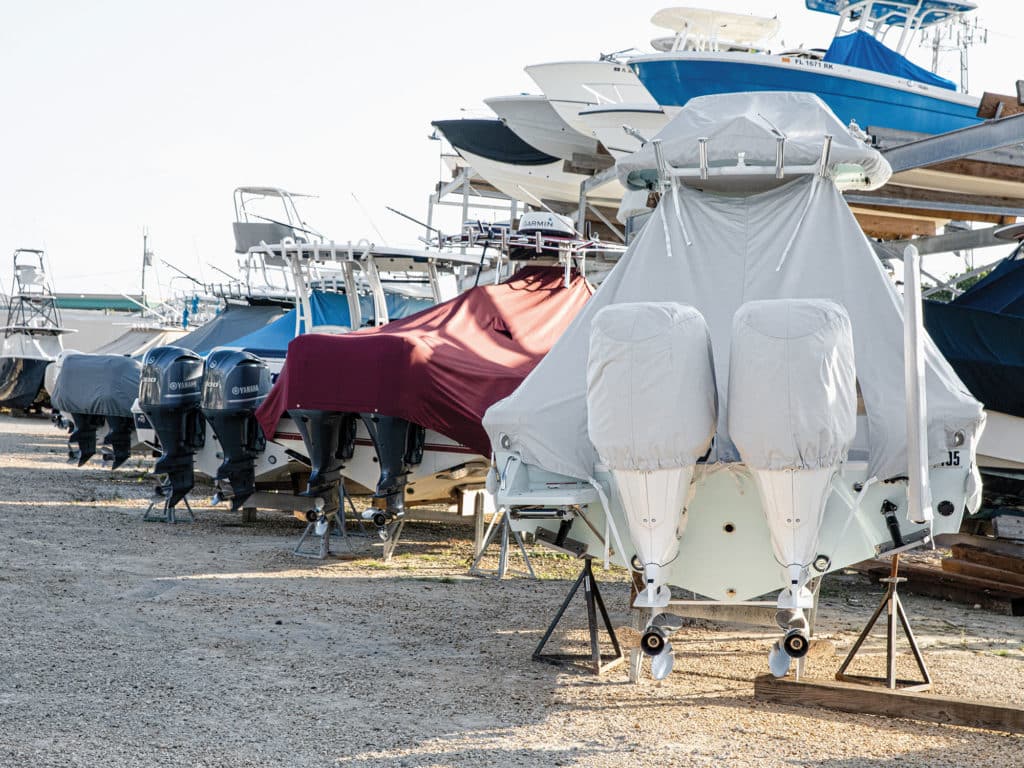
[138,346,205,516]
[586,302,718,681]
[290,409,359,516]
[728,299,857,677]
[101,415,135,470]
[68,413,108,465]
[200,348,272,510]
[361,414,425,532]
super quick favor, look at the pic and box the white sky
[1,1,1019,297]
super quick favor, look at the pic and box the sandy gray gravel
[0,414,1021,767]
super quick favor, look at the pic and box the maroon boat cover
[255,266,593,454]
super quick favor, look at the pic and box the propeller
[651,643,674,680]
[768,640,793,678]
[616,611,684,680]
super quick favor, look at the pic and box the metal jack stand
[379,518,405,562]
[143,486,195,524]
[836,555,931,691]
[533,557,624,675]
[294,512,350,559]
[469,508,536,579]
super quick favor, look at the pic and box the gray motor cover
[728,299,857,471]
[51,353,141,417]
[587,302,717,471]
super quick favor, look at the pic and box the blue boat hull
[632,58,981,136]
[0,357,49,410]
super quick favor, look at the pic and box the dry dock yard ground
[1,416,1022,768]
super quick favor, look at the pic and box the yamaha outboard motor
[290,409,358,516]
[138,346,205,513]
[101,415,135,470]
[361,414,425,530]
[68,413,108,466]
[200,349,272,510]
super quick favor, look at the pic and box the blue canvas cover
[924,300,1024,416]
[823,31,957,91]
[924,248,1024,417]
[947,253,1024,317]
[228,291,433,357]
[174,303,287,356]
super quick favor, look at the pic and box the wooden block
[935,533,1024,559]
[942,558,1024,589]
[754,675,1024,734]
[950,544,1024,576]
[993,514,1024,542]
[854,560,1024,616]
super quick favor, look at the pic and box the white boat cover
[51,353,141,417]
[728,299,856,471]
[587,302,716,470]
[617,92,891,192]
[483,174,983,483]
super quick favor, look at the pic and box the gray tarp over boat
[51,353,141,417]
[92,328,187,357]
[483,94,983,483]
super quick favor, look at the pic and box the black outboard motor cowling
[361,414,426,529]
[290,409,358,514]
[69,413,107,466]
[102,415,135,470]
[138,346,205,508]
[200,349,272,510]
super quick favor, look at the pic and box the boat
[482,92,984,678]
[923,223,1024,497]
[0,249,72,412]
[483,94,600,162]
[430,118,624,209]
[630,3,982,136]
[255,217,622,546]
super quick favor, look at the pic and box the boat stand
[378,518,405,562]
[836,554,931,691]
[469,508,536,580]
[143,487,195,524]
[293,513,351,559]
[533,557,623,675]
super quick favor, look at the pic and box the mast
[142,228,154,308]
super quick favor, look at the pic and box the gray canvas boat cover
[483,97,982,483]
[51,353,141,417]
[617,91,892,192]
[92,328,187,357]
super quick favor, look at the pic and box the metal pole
[903,245,933,525]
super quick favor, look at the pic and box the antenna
[351,193,388,245]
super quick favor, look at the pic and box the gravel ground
[0,414,1021,767]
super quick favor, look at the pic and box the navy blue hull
[0,357,49,410]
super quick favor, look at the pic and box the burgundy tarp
[255,266,593,454]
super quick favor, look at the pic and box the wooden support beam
[977,92,1024,120]
[754,675,1024,734]
[935,532,1024,558]
[852,212,937,239]
[951,543,1024,576]
[854,203,1007,225]
[942,558,1024,589]
[854,560,1024,616]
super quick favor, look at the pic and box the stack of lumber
[855,535,1024,616]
